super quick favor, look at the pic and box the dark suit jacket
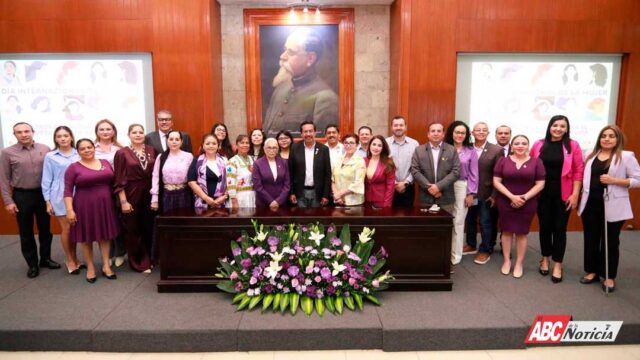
[145,130,193,155]
[288,141,332,200]
[364,158,395,207]
[252,156,290,207]
[474,142,503,200]
[410,142,460,205]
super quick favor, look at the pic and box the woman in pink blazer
[577,125,640,293]
[530,115,584,283]
[365,135,396,208]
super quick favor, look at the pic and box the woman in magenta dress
[64,139,120,283]
[365,135,396,208]
[493,135,546,278]
[114,124,156,273]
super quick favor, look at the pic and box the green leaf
[315,298,325,317]
[353,293,364,311]
[301,296,313,316]
[248,294,263,310]
[365,294,381,306]
[272,293,281,312]
[218,258,234,275]
[280,293,290,313]
[262,293,274,311]
[232,292,247,304]
[335,296,344,314]
[290,293,300,315]
[344,295,355,311]
[236,296,251,311]
[325,296,336,314]
[216,280,236,294]
[340,224,351,248]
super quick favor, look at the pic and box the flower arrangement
[216,220,392,316]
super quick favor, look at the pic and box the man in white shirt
[325,124,344,170]
[495,125,512,157]
[288,121,332,208]
[356,125,372,158]
[386,116,419,207]
[145,109,192,155]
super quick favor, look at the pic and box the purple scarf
[194,153,227,208]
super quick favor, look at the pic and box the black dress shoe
[39,259,61,269]
[86,276,97,284]
[27,266,39,278]
[579,275,599,284]
[602,283,615,293]
[102,271,117,280]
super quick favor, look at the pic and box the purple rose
[235,282,244,291]
[326,285,336,295]
[252,267,262,278]
[264,284,274,293]
[315,260,325,267]
[348,278,357,286]
[331,238,341,246]
[348,252,361,262]
[267,236,279,247]
[232,247,242,257]
[288,265,300,277]
[364,265,372,274]
[240,258,252,269]
[368,256,377,266]
[320,267,332,279]
[260,260,268,268]
[292,278,299,287]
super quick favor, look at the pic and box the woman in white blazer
[577,125,640,293]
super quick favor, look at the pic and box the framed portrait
[244,8,354,138]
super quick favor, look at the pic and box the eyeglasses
[157,117,172,122]
[215,128,227,133]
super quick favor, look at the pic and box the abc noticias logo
[525,315,623,344]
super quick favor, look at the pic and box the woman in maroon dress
[493,135,546,278]
[64,139,120,283]
[114,124,156,273]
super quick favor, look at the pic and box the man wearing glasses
[145,109,193,155]
[263,29,338,138]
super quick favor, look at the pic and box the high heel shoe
[86,276,97,284]
[538,260,549,276]
[551,266,563,283]
[102,271,117,280]
[580,275,599,284]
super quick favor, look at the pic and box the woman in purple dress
[187,134,228,209]
[64,139,120,283]
[252,138,290,210]
[493,135,546,278]
[114,124,156,273]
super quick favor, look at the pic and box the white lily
[254,230,268,243]
[377,270,391,282]
[343,245,351,253]
[331,260,347,276]
[282,246,295,255]
[358,227,375,244]
[269,251,283,262]
[309,230,325,246]
[265,261,282,279]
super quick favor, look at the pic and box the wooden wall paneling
[389,0,411,127]
[391,0,640,229]
[0,0,224,234]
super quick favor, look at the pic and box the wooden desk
[157,207,453,292]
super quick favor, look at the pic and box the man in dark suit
[288,120,332,208]
[463,122,504,265]
[145,109,193,154]
[410,122,460,214]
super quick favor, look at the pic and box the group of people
[1,112,638,293]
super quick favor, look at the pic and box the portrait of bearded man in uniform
[261,26,339,138]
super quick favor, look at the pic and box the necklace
[130,145,148,170]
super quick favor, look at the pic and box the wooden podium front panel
[157,207,453,292]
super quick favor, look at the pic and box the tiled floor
[1,346,640,360]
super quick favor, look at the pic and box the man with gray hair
[145,109,193,155]
[464,122,503,265]
[263,29,338,138]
